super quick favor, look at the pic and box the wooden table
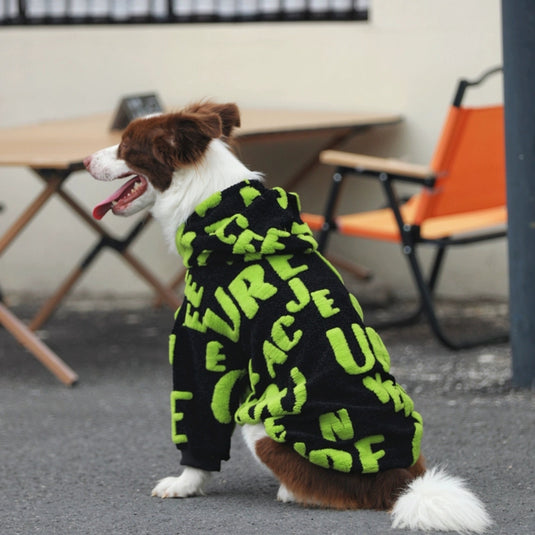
[0,108,401,385]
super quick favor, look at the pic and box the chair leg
[403,244,509,350]
[371,245,446,330]
[373,302,425,329]
[427,244,446,294]
[317,170,345,253]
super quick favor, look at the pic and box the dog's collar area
[92,175,147,220]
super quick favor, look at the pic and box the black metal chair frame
[315,67,508,350]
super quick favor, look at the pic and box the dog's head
[84,101,241,220]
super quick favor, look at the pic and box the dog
[84,101,492,533]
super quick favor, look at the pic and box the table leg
[120,250,181,310]
[29,226,181,330]
[0,301,78,386]
[29,266,84,332]
[29,173,180,327]
[0,169,79,384]
[0,176,62,256]
[284,127,364,192]
[325,254,372,280]
[59,189,182,309]
[153,268,186,307]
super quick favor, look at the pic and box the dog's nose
[83,155,92,170]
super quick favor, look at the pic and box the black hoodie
[169,180,423,474]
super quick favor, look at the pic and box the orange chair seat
[302,198,506,243]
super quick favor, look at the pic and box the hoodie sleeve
[169,292,248,471]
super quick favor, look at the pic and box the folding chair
[301,67,508,350]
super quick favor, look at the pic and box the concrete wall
[0,0,506,302]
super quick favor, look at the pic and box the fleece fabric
[168,180,423,474]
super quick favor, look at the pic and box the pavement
[1,295,533,535]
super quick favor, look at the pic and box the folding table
[0,108,401,385]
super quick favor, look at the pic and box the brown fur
[183,101,241,137]
[255,437,426,511]
[116,102,240,192]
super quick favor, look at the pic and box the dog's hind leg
[277,484,296,503]
[242,424,298,503]
[241,423,269,466]
[152,467,211,498]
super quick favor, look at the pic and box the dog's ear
[190,111,224,139]
[152,112,222,167]
[185,101,241,138]
[209,103,241,137]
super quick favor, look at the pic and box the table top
[0,109,401,170]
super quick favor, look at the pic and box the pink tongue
[92,201,114,220]
[92,176,139,220]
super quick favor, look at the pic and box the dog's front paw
[151,467,211,498]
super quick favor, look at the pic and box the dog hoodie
[169,180,423,474]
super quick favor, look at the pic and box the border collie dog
[84,101,491,533]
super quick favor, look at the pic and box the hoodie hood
[175,180,317,268]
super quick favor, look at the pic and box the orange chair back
[410,105,505,225]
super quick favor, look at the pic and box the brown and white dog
[84,102,491,534]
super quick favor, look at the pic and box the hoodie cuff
[179,449,222,472]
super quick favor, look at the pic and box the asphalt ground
[1,296,533,535]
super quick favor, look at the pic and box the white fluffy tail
[391,467,492,534]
